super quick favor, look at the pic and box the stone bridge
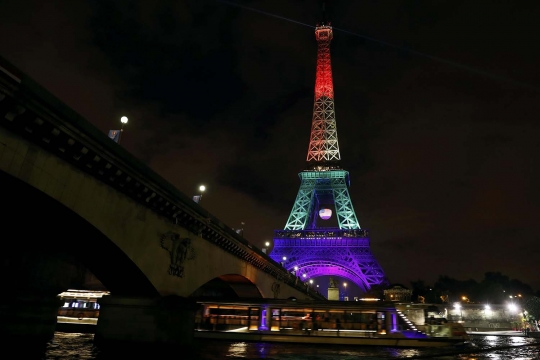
[0,56,324,344]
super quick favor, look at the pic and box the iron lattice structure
[271,22,387,293]
[307,25,339,163]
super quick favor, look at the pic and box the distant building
[384,285,412,302]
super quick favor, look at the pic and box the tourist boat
[55,289,109,332]
[194,298,471,348]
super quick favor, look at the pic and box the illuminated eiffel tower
[270,10,387,294]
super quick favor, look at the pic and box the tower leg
[284,180,316,230]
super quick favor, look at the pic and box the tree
[523,296,540,330]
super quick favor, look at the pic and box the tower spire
[306,5,340,170]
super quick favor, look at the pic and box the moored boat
[194,298,470,348]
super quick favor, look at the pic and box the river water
[7,332,539,359]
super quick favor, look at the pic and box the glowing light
[282,256,287,261]
[199,185,206,192]
[303,274,307,278]
[484,305,491,310]
[508,303,518,313]
[319,208,332,220]
[294,266,298,270]
[120,116,128,124]
[454,303,461,309]
[265,241,270,247]
[309,279,313,284]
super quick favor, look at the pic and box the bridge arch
[0,169,159,297]
[189,274,263,299]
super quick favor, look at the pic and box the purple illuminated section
[270,229,386,292]
[259,308,268,330]
[401,330,429,339]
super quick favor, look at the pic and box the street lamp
[197,185,206,204]
[263,241,270,254]
[118,116,128,144]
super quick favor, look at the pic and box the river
[6,332,539,359]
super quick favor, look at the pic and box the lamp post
[118,116,128,144]
[263,241,270,254]
[343,282,347,301]
[197,185,206,204]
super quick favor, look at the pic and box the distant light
[484,305,491,310]
[199,185,206,192]
[303,274,307,278]
[265,241,270,247]
[309,279,313,284]
[343,282,347,287]
[317,285,319,288]
[121,116,128,124]
[508,303,518,313]
[454,303,461,309]
[294,266,298,270]
[282,256,287,261]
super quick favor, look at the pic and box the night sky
[2,0,540,294]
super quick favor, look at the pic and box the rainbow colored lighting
[275,18,387,293]
[306,25,340,164]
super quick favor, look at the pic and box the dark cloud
[2,0,540,294]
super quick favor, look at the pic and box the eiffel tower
[269,9,387,294]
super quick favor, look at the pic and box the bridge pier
[95,295,198,346]
[0,295,63,341]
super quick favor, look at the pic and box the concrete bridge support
[0,296,63,341]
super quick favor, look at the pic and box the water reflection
[11,332,538,360]
[227,342,248,357]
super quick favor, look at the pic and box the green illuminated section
[284,170,361,230]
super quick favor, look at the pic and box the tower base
[271,229,387,291]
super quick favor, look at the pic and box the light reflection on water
[5,332,539,359]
